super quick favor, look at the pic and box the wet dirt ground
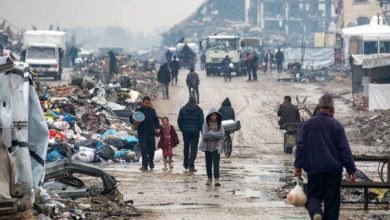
[49,68,389,219]
[98,70,390,220]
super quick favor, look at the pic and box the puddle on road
[232,189,270,200]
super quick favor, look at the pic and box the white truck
[205,35,240,76]
[22,31,66,80]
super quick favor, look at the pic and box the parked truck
[22,30,66,80]
[205,35,240,76]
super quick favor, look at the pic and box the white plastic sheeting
[283,48,334,69]
[0,57,49,200]
[22,31,66,50]
[369,84,390,111]
[351,53,390,69]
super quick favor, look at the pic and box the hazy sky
[0,0,206,33]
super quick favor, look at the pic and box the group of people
[130,96,235,187]
[277,94,357,220]
[157,56,181,99]
[263,48,285,74]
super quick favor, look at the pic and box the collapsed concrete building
[162,0,336,48]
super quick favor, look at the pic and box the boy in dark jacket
[219,98,235,121]
[130,96,160,171]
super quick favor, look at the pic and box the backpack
[188,73,198,88]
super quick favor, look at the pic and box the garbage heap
[41,55,160,164]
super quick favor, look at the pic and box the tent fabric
[284,48,334,69]
[351,53,390,69]
[342,24,390,41]
[369,84,390,110]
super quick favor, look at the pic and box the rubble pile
[353,110,390,150]
[40,55,160,165]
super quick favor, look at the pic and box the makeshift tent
[350,53,390,110]
[342,16,390,57]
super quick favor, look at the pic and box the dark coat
[108,51,117,74]
[221,57,232,73]
[158,64,171,83]
[130,106,160,137]
[177,103,204,133]
[157,125,180,149]
[251,54,259,67]
[294,112,356,175]
[277,102,300,128]
[275,50,284,64]
[218,98,235,121]
[186,72,200,88]
[169,60,180,74]
[264,52,274,64]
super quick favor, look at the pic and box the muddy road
[53,68,387,219]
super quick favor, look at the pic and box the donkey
[296,96,312,122]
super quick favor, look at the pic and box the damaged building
[162,0,336,48]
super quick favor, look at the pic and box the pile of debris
[353,110,390,150]
[38,55,160,165]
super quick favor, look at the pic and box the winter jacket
[294,112,356,175]
[221,57,232,73]
[199,108,225,153]
[130,106,160,137]
[264,53,274,64]
[177,102,204,133]
[275,51,284,64]
[277,102,300,129]
[158,64,171,83]
[219,98,235,121]
[157,125,179,149]
[169,60,180,74]
[186,72,200,88]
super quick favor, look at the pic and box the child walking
[158,117,179,170]
[199,109,225,186]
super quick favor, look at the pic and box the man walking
[177,96,204,172]
[275,48,285,73]
[130,96,160,171]
[157,63,171,99]
[294,94,356,220]
[251,52,259,81]
[169,56,180,86]
[264,49,274,74]
[186,68,200,104]
[277,96,300,129]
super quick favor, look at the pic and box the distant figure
[275,48,285,73]
[221,55,232,82]
[69,46,78,67]
[251,52,259,81]
[264,49,274,74]
[246,52,253,81]
[201,53,206,70]
[186,68,200,104]
[277,96,300,129]
[165,49,172,63]
[108,50,117,75]
[157,63,171,99]
[169,56,180,86]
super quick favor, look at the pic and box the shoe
[189,168,197,172]
[214,179,221,187]
[149,162,155,169]
[313,213,322,220]
[162,167,168,171]
[169,165,174,169]
[140,166,148,171]
[206,179,212,186]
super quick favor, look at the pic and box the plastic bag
[287,178,307,207]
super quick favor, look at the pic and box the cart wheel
[223,135,232,157]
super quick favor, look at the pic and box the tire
[206,68,211,76]
[223,135,232,157]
